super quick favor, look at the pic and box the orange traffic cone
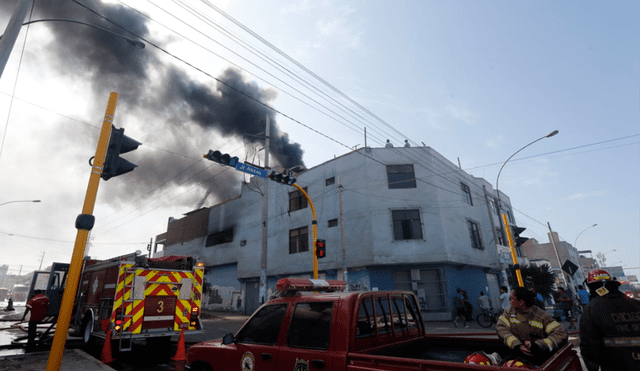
[172,329,186,361]
[100,328,116,364]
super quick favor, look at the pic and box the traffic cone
[100,328,116,364]
[172,329,186,361]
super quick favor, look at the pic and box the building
[157,146,520,319]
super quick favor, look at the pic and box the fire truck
[28,252,204,350]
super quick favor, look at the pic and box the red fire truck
[29,252,204,351]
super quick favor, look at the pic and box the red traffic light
[316,239,326,259]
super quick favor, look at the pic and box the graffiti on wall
[203,285,244,312]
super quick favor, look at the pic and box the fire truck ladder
[118,267,136,351]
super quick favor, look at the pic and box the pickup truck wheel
[189,362,213,371]
[81,311,95,345]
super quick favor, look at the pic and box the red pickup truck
[186,279,582,370]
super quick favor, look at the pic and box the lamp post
[0,199,41,207]
[574,223,597,248]
[495,130,559,287]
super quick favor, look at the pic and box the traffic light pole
[47,92,118,370]
[292,183,318,279]
[502,213,524,288]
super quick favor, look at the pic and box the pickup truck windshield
[287,302,334,349]
[236,303,287,344]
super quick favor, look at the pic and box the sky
[0,0,638,278]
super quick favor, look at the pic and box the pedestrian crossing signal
[316,239,326,259]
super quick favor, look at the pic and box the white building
[157,146,521,318]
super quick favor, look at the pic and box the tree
[508,264,556,300]
[595,252,607,267]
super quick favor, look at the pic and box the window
[235,304,287,345]
[404,295,419,329]
[375,298,391,334]
[390,297,406,332]
[287,302,333,349]
[461,182,473,205]
[386,165,416,189]
[468,220,484,250]
[289,187,308,212]
[205,228,233,247]
[289,226,309,254]
[328,219,338,228]
[392,209,423,240]
[356,298,374,338]
[496,228,505,246]
[325,177,335,186]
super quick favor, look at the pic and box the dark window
[468,220,484,250]
[326,177,335,186]
[404,294,419,329]
[496,228,505,245]
[205,228,233,247]
[235,304,287,345]
[328,219,338,228]
[289,226,309,254]
[287,302,333,349]
[392,209,423,240]
[391,297,406,332]
[386,165,417,189]
[375,298,391,334]
[356,297,374,338]
[461,182,473,205]
[289,187,308,212]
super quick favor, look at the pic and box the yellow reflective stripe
[509,318,521,324]
[545,321,560,333]
[529,320,543,329]
[543,338,553,351]
[499,316,510,327]
[603,337,640,347]
[506,335,519,348]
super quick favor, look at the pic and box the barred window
[461,182,473,205]
[289,226,309,254]
[289,188,308,212]
[468,220,484,250]
[392,209,423,240]
[386,165,416,189]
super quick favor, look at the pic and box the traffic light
[101,126,141,180]
[204,150,239,167]
[315,239,326,259]
[511,226,529,248]
[268,171,297,186]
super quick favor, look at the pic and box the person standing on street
[577,284,590,306]
[580,269,640,371]
[453,288,469,328]
[477,291,492,312]
[496,287,568,366]
[499,286,510,312]
[556,287,576,330]
[20,290,50,351]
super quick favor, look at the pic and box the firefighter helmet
[502,358,534,368]
[587,269,613,284]
[464,352,493,365]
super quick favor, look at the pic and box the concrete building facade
[156,146,520,319]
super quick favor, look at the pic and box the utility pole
[259,115,270,304]
[339,177,347,290]
[38,251,45,270]
[0,0,34,80]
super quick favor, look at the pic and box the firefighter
[579,268,640,371]
[496,287,568,365]
[20,290,50,351]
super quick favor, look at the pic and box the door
[278,301,335,371]
[245,281,260,315]
[233,303,288,371]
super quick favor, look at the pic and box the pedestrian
[462,291,474,324]
[477,291,492,312]
[556,287,576,330]
[20,290,50,351]
[496,287,568,366]
[499,286,510,311]
[580,269,640,371]
[404,139,411,147]
[577,284,590,306]
[453,288,469,328]
[529,286,545,309]
[5,296,14,311]
[385,139,394,148]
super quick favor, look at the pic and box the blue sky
[0,0,638,276]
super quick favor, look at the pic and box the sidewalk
[0,349,115,371]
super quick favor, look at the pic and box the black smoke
[2,0,304,206]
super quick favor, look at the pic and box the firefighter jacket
[579,290,640,371]
[496,305,567,353]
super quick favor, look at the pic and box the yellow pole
[502,213,524,287]
[293,183,318,279]
[47,92,118,370]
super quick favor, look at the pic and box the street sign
[235,162,267,178]
[562,260,579,276]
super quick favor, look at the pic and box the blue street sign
[235,162,267,178]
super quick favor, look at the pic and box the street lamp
[574,223,598,248]
[495,130,559,288]
[0,199,41,207]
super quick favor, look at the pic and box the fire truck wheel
[81,311,95,346]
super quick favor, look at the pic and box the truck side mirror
[222,333,235,345]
